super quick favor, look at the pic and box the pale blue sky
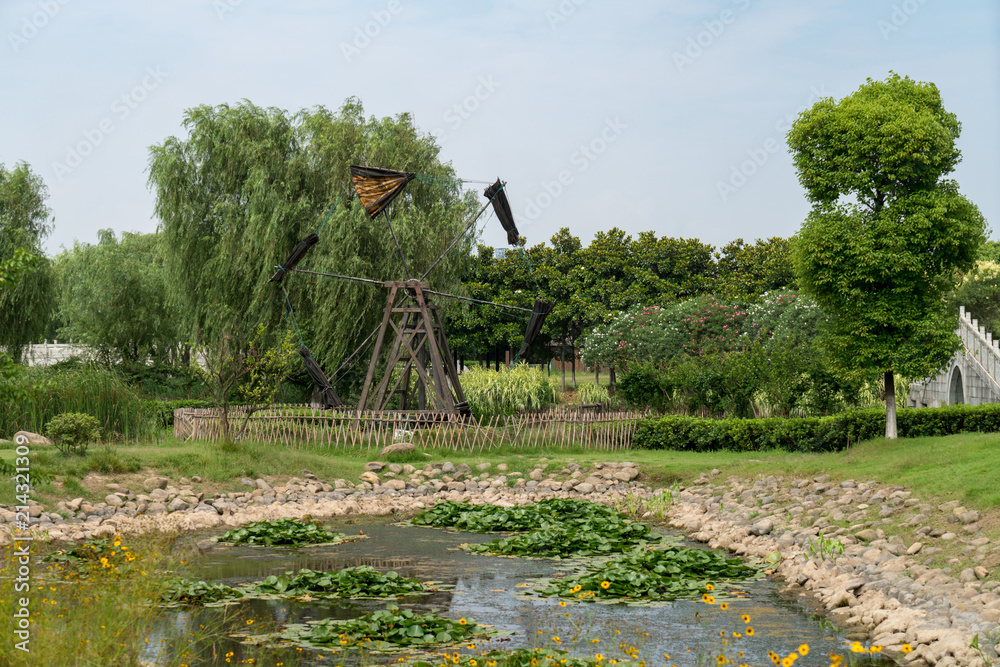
[2,0,997,255]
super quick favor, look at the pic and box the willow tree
[0,161,55,362]
[147,99,477,382]
[55,230,181,364]
[789,74,986,438]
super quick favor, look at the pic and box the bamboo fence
[173,405,648,451]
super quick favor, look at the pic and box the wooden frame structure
[357,280,468,414]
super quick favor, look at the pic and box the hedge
[633,403,1000,452]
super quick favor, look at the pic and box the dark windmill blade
[270,233,319,284]
[350,165,417,219]
[516,298,555,359]
[484,179,519,245]
[298,346,344,408]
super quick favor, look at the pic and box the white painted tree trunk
[885,371,898,439]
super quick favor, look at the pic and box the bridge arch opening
[949,366,965,405]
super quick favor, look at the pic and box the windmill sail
[350,165,417,218]
[516,298,555,359]
[270,233,319,283]
[299,346,344,408]
[485,179,518,245]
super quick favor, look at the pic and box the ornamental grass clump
[217,517,346,546]
[460,362,559,416]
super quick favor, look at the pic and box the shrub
[46,412,101,456]
[633,403,1000,452]
[460,363,559,416]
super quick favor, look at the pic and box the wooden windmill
[270,166,554,417]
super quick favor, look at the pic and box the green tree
[55,230,181,364]
[0,161,55,362]
[148,99,476,380]
[715,237,795,301]
[789,73,987,438]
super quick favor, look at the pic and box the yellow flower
[720,602,728,610]
[850,643,863,654]
[459,619,467,625]
[705,583,714,591]
[741,614,750,623]
[594,654,604,663]
[246,620,254,625]
[600,581,611,590]
[798,645,809,656]
[901,644,913,654]
[552,636,561,644]
[558,601,567,607]
[745,627,754,636]
[717,656,726,665]
[869,646,882,653]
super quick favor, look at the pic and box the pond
[145,516,898,666]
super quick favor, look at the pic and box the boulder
[144,477,169,491]
[364,461,387,472]
[104,494,123,508]
[13,431,53,447]
[360,471,380,485]
[380,442,415,456]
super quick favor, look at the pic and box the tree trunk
[609,366,617,395]
[561,341,567,392]
[595,367,600,387]
[570,339,577,389]
[884,371,897,439]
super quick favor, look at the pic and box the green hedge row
[633,403,1000,452]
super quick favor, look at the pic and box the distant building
[908,307,1000,408]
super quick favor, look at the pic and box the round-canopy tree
[788,73,987,438]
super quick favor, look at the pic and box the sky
[2,0,998,256]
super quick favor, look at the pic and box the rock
[751,519,773,536]
[477,462,492,471]
[496,463,508,472]
[574,482,595,494]
[529,469,545,482]
[907,542,924,555]
[441,462,455,473]
[380,442,415,456]
[240,477,255,487]
[67,498,84,511]
[146,502,167,515]
[614,468,640,482]
[382,480,406,491]
[191,476,203,483]
[144,477,169,491]
[13,431,53,447]
[104,494,123,508]
[167,498,189,512]
[360,471,380,485]
[254,478,271,491]
[855,529,879,543]
[975,566,990,580]
[364,461,387,472]
[959,510,981,524]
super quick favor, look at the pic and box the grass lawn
[8,430,1000,515]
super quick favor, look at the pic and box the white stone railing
[958,306,1000,398]
[21,341,93,367]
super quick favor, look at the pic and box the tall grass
[0,365,156,442]
[460,362,560,416]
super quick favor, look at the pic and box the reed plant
[0,365,156,443]
[460,362,560,416]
